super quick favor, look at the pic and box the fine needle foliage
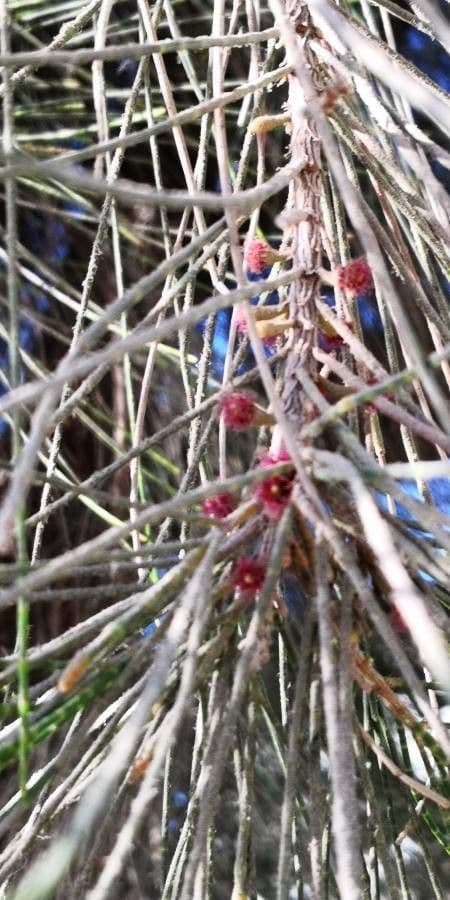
[0,0,449,897]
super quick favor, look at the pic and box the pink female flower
[233,556,267,595]
[244,239,284,275]
[219,392,256,429]
[202,492,236,519]
[338,257,373,296]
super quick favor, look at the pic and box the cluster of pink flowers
[338,257,373,296]
[233,556,267,596]
[254,450,294,520]
[219,391,256,429]
[202,492,236,519]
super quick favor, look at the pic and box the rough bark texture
[281,2,323,425]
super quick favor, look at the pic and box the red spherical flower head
[219,392,256,429]
[244,238,277,275]
[233,556,267,596]
[202,492,236,519]
[338,257,373,296]
[255,473,293,520]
